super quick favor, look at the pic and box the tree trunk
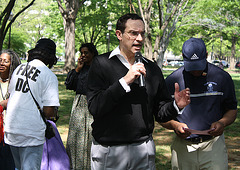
[153,35,161,66]
[139,0,188,68]
[56,0,82,72]
[154,0,188,68]
[229,35,237,70]
[144,34,153,60]
[64,18,76,72]
[138,0,153,60]
[155,32,169,69]
[143,2,153,61]
[156,47,165,69]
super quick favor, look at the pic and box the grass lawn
[53,62,240,170]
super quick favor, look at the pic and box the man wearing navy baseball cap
[161,37,237,170]
[182,38,207,72]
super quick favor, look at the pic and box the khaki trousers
[171,134,228,170]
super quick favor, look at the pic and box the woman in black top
[65,43,98,170]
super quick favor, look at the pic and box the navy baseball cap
[182,38,207,71]
[35,38,56,56]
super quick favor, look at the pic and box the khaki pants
[91,137,156,170]
[171,134,228,170]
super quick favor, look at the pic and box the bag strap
[25,62,47,125]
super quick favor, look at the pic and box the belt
[92,136,152,147]
[186,136,214,144]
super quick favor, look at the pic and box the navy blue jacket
[166,63,237,138]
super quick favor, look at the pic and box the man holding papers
[161,37,237,170]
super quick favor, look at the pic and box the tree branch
[4,0,36,37]
[0,0,15,40]
[56,0,66,14]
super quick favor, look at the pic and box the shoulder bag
[26,62,55,139]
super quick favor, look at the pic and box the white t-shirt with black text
[4,59,60,147]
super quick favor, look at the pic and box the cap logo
[190,53,199,60]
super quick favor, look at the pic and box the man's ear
[116,30,123,41]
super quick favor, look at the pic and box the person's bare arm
[209,109,237,137]
[0,99,8,110]
[160,120,191,139]
[43,106,58,119]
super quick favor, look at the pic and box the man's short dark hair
[116,13,144,33]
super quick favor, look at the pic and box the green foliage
[170,0,240,59]
[43,2,64,39]
[75,0,111,52]
[1,0,240,61]
[3,27,28,56]
[42,1,65,58]
[75,0,131,54]
[2,0,52,53]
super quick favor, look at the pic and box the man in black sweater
[87,13,190,170]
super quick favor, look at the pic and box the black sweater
[87,53,178,146]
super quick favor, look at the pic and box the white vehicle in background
[162,60,168,66]
[168,61,178,66]
[168,61,184,67]
[177,61,184,66]
[212,60,229,68]
[221,60,229,67]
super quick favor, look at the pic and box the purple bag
[41,120,70,170]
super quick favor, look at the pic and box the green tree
[58,0,133,70]
[75,0,130,54]
[173,0,240,70]
[134,0,191,67]
[0,0,35,51]
[41,2,65,60]
[56,0,84,72]
[217,0,240,69]
[75,0,113,53]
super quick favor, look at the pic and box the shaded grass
[224,73,240,140]
[155,145,172,169]
[55,74,75,146]
[56,74,75,126]
[161,69,240,169]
